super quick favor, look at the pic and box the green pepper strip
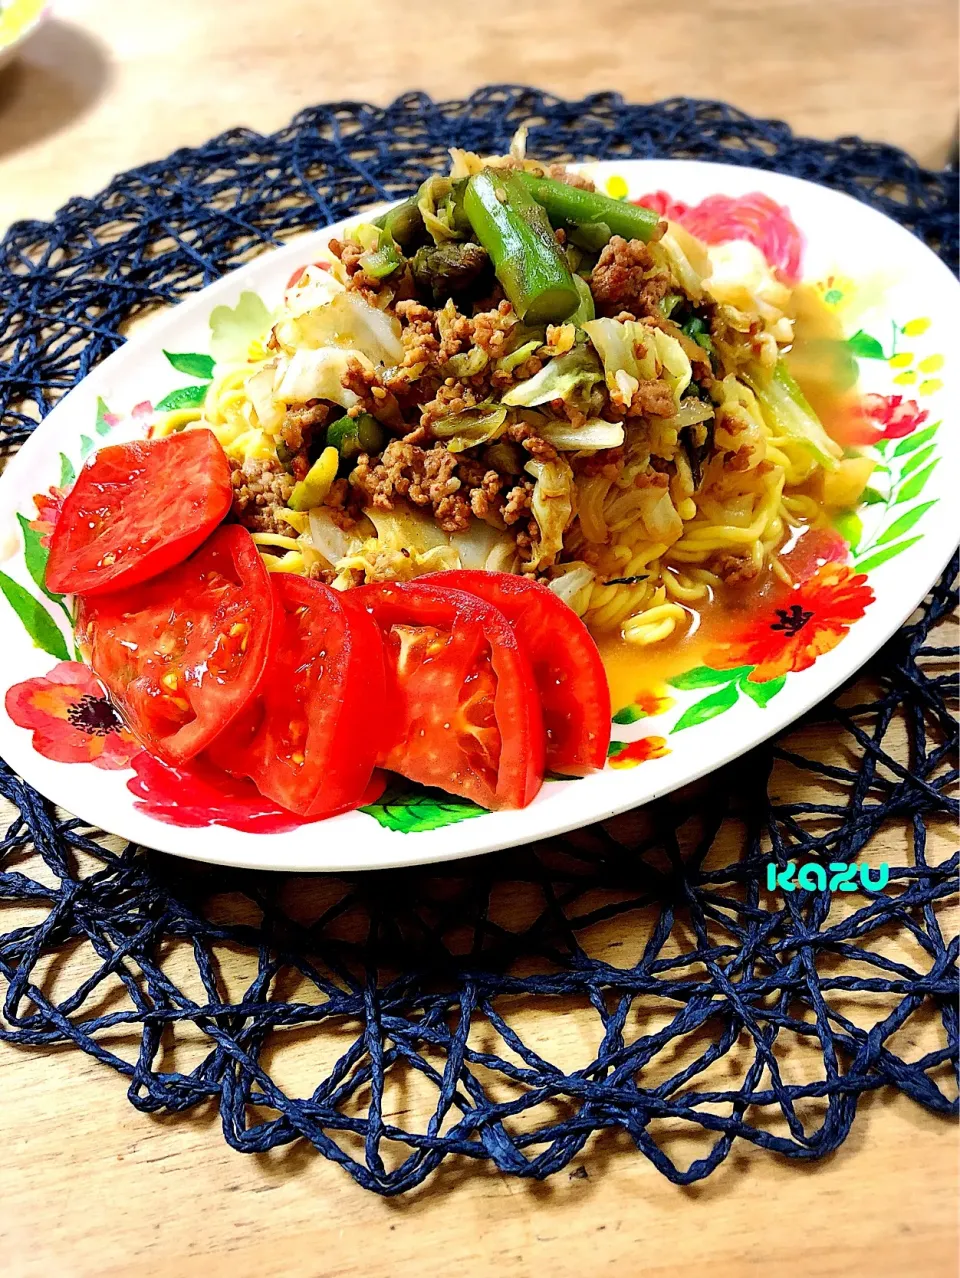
[358,240,402,279]
[462,169,580,325]
[516,172,661,243]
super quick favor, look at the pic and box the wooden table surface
[0,3,957,1276]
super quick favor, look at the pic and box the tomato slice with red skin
[46,429,232,596]
[422,570,611,775]
[76,525,273,766]
[206,575,386,817]
[353,581,545,810]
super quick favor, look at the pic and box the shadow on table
[0,19,112,164]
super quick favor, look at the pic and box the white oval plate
[0,159,956,871]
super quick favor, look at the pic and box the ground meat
[580,446,624,479]
[469,300,517,357]
[229,458,295,534]
[543,163,596,192]
[501,481,534,525]
[340,356,404,432]
[394,299,444,376]
[724,446,755,473]
[280,400,328,453]
[468,470,504,520]
[634,470,670,491]
[708,551,762,584]
[590,236,672,318]
[419,379,479,432]
[350,440,472,533]
[505,419,558,462]
[328,237,363,275]
[628,379,677,418]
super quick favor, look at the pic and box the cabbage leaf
[502,345,604,410]
[745,359,841,470]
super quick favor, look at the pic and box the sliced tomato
[207,575,386,817]
[76,525,273,765]
[46,429,232,596]
[354,581,545,810]
[423,570,611,775]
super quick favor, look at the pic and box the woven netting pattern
[0,89,957,1195]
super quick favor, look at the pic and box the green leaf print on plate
[671,682,741,733]
[95,397,114,436]
[15,513,71,624]
[163,351,216,380]
[155,384,211,412]
[360,781,486,833]
[844,330,886,360]
[666,664,786,733]
[0,571,69,661]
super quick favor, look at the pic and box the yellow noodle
[622,600,687,646]
[663,568,710,604]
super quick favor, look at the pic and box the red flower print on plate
[635,190,804,282]
[607,736,670,769]
[5,661,142,769]
[704,563,874,683]
[851,393,929,445]
[30,486,66,548]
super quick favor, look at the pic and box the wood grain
[0,3,957,1275]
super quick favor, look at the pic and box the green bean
[373,196,423,250]
[567,221,612,253]
[516,172,660,243]
[462,169,580,324]
[326,412,385,468]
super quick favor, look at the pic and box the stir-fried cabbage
[284,263,345,315]
[538,418,624,451]
[654,223,710,300]
[430,403,508,453]
[650,328,692,404]
[243,362,284,434]
[703,240,793,341]
[308,507,373,564]
[313,501,520,585]
[366,505,451,552]
[659,400,715,431]
[444,346,490,379]
[745,359,841,470]
[502,344,604,411]
[545,561,596,615]
[495,339,541,374]
[582,319,692,411]
[524,456,575,572]
[274,291,403,366]
[272,347,367,411]
[329,505,460,585]
[636,485,684,544]
[449,520,521,573]
[418,176,463,244]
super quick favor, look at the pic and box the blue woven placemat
[0,89,957,1195]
